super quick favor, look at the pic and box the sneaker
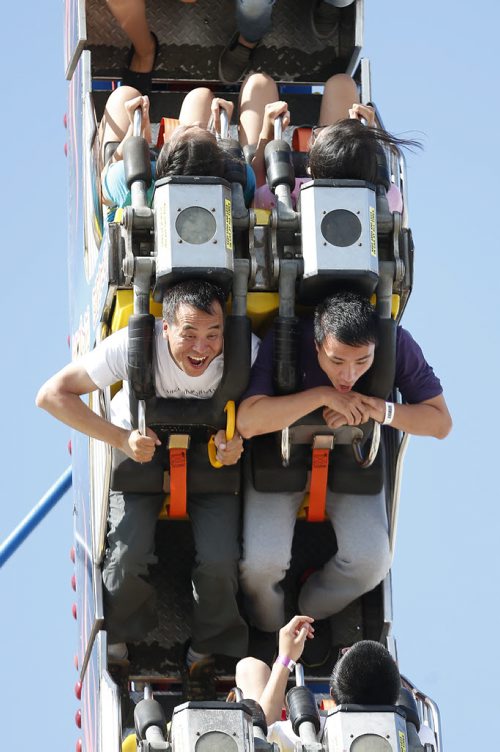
[182,654,217,701]
[301,618,332,668]
[107,641,128,662]
[218,32,257,84]
[310,0,340,40]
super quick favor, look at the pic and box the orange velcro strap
[292,126,313,153]
[168,448,187,518]
[307,447,330,522]
[157,117,181,148]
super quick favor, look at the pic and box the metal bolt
[213,239,217,244]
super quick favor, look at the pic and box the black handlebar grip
[285,685,321,737]
[128,313,155,400]
[264,139,295,191]
[396,688,420,731]
[123,135,153,188]
[220,138,247,187]
[134,698,168,740]
[375,143,391,190]
[272,316,299,395]
[240,699,268,735]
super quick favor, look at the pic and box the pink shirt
[253,178,403,214]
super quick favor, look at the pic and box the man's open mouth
[187,355,208,369]
[337,384,352,393]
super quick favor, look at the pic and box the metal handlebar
[133,106,142,138]
[274,115,283,141]
[219,108,229,140]
[352,421,381,468]
[138,399,147,436]
[294,663,305,687]
[281,426,291,467]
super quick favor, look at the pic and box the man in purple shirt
[237,291,451,662]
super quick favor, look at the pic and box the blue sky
[0,1,498,750]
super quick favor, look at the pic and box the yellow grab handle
[208,401,236,468]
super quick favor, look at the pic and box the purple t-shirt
[243,318,442,404]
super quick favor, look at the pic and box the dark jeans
[103,490,248,657]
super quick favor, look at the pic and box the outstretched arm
[36,362,160,461]
[258,615,315,725]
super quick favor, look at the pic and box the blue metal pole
[0,465,73,568]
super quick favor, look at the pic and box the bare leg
[238,72,279,147]
[106,0,156,72]
[318,73,359,125]
[99,85,142,166]
[178,88,215,128]
[235,657,271,700]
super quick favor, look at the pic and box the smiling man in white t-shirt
[37,279,259,697]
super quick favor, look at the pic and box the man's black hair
[314,291,379,347]
[162,279,226,323]
[330,640,401,706]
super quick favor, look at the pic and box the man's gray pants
[103,490,248,657]
[239,481,392,633]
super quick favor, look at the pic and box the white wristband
[382,401,395,425]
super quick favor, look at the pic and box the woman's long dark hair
[308,119,421,183]
[156,126,227,179]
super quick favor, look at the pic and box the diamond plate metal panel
[86,0,357,83]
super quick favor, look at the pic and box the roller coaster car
[127,673,432,751]
[65,0,440,750]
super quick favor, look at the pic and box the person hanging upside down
[236,292,451,666]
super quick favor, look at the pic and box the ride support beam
[0,466,72,567]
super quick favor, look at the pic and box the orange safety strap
[307,436,334,522]
[157,117,181,148]
[292,126,313,153]
[168,435,190,518]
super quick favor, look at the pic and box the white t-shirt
[267,716,326,751]
[82,319,260,429]
[267,715,434,750]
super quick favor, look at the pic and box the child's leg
[238,72,279,147]
[99,85,142,166]
[318,73,359,125]
[235,657,271,700]
[106,0,156,72]
[178,87,215,128]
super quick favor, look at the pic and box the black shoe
[122,32,159,95]
[181,653,217,701]
[218,32,257,84]
[301,618,332,669]
[311,0,340,40]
